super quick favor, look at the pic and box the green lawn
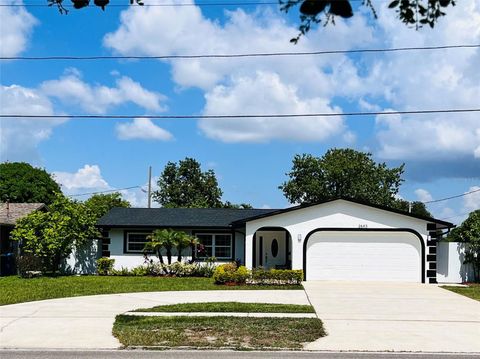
[113,315,325,350]
[443,284,480,301]
[0,276,302,306]
[134,301,315,313]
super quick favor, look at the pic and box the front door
[262,234,286,269]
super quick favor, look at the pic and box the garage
[304,229,424,282]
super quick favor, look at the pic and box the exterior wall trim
[302,227,426,283]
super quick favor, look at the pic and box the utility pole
[147,166,152,209]
[408,201,412,213]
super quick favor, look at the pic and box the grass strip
[0,276,301,306]
[443,284,480,301]
[134,302,315,313]
[113,315,325,350]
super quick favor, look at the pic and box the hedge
[249,268,303,285]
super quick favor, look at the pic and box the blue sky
[1,0,479,223]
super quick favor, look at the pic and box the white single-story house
[96,198,457,284]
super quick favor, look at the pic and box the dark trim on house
[302,228,426,283]
[232,197,454,228]
[123,230,153,254]
[192,230,235,261]
[259,236,263,266]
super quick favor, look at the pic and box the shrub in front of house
[213,263,250,284]
[96,257,115,275]
[17,254,44,278]
[249,268,303,285]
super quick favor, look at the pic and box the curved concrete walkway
[0,290,309,349]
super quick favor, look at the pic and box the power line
[1,108,479,120]
[2,44,478,61]
[68,185,141,197]
[423,187,480,204]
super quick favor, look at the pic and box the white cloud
[369,1,480,161]
[104,0,480,158]
[0,0,37,57]
[116,118,173,141]
[40,70,167,114]
[414,188,433,203]
[53,165,110,192]
[0,84,65,163]
[463,186,480,213]
[104,2,376,143]
[200,71,344,142]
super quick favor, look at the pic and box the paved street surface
[303,281,480,352]
[1,350,479,359]
[0,290,308,349]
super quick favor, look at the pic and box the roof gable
[233,198,454,228]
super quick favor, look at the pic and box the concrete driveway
[303,281,480,352]
[0,290,308,349]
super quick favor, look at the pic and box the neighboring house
[98,198,455,284]
[0,203,46,276]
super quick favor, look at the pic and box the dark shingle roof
[97,207,278,228]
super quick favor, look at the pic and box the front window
[126,232,151,253]
[196,233,232,260]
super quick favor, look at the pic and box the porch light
[297,234,302,242]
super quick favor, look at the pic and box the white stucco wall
[245,200,431,276]
[63,239,101,274]
[436,242,475,283]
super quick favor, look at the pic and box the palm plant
[144,229,178,267]
[174,232,195,263]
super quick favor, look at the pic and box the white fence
[436,242,475,283]
[63,239,101,275]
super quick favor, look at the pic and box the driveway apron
[303,281,480,352]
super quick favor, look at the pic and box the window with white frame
[125,232,151,253]
[196,233,232,259]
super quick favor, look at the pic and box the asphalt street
[0,351,479,359]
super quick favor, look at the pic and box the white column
[290,231,303,270]
[245,233,254,269]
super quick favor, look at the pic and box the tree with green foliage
[280,148,431,217]
[153,158,223,208]
[223,201,254,209]
[393,199,432,218]
[153,158,252,209]
[145,228,179,266]
[11,193,100,273]
[0,162,61,205]
[280,149,404,206]
[84,192,131,219]
[448,210,480,282]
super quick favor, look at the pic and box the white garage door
[306,231,422,282]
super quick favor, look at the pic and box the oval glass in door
[271,238,279,257]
